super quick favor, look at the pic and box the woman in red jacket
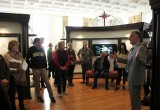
[52,41,69,97]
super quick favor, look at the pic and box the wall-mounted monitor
[92,39,118,56]
[92,44,117,56]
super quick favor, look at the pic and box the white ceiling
[0,0,151,18]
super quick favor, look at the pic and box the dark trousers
[0,84,12,110]
[8,76,25,110]
[93,71,109,87]
[81,63,90,82]
[68,65,75,84]
[48,61,55,78]
[116,68,127,86]
[57,70,67,94]
[54,68,58,85]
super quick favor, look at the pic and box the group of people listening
[0,30,148,110]
[0,39,76,110]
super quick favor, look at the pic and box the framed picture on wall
[0,34,20,56]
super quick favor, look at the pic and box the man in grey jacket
[127,31,147,110]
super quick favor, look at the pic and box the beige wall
[63,16,68,34]
[83,18,92,26]
[49,15,63,48]
[128,13,142,23]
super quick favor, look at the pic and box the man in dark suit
[127,31,147,110]
[92,51,110,90]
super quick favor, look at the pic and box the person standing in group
[52,41,69,96]
[0,54,10,92]
[114,42,129,91]
[91,51,110,90]
[0,54,11,110]
[52,44,58,87]
[67,42,76,87]
[4,40,27,110]
[40,37,46,88]
[126,31,147,110]
[77,41,94,84]
[26,38,56,103]
[47,43,55,79]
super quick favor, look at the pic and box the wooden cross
[99,11,110,26]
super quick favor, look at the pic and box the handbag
[11,70,27,86]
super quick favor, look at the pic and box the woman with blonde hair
[4,40,27,110]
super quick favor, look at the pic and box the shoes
[105,86,109,90]
[50,97,56,103]
[92,86,97,89]
[37,97,44,103]
[122,86,126,90]
[63,91,68,95]
[80,81,85,84]
[114,86,120,91]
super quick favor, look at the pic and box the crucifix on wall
[99,11,110,26]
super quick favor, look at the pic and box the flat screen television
[92,44,117,56]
